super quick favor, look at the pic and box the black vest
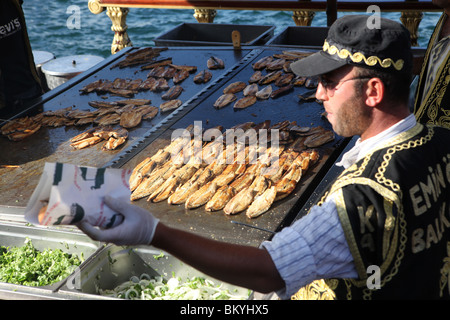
[413,13,450,129]
[293,124,450,299]
[0,0,41,113]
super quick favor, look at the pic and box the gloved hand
[78,195,159,246]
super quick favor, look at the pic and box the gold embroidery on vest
[291,279,338,300]
[440,241,450,297]
[319,126,434,299]
[414,13,450,128]
[323,40,404,71]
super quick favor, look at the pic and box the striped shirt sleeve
[261,196,358,299]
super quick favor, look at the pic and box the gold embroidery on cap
[323,40,404,71]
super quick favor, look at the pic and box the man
[78,15,450,299]
[0,0,42,118]
[413,0,450,128]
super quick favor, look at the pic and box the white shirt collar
[336,114,417,169]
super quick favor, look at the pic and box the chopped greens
[100,273,249,300]
[0,238,83,287]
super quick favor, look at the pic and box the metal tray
[58,244,250,300]
[0,223,101,299]
[267,26,329,49]
[154,23,275,47]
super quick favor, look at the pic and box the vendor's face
[316,66,372,138]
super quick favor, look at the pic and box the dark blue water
[21,0,442,59]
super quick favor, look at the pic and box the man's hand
[78,195,159,246]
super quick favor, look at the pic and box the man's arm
[152,223,285,294]
[78,195,285,294]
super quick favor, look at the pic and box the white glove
[78,195,159,246]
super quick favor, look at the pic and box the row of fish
[109,47,169,69]
[213,51,319,110]
[70,126,128,151]
[0,98,158,144]
[128,120,330,219]
[81,55,224,97]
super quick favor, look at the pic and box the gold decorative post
[107,7,132,54]
[292,10,315,26]
[193,9,217,23]
[400,11,423,46]
[88,0,104,15]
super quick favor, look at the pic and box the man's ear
[365,77,384,107]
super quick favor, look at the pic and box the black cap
[290,15,412,77]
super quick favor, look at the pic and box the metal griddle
[109,47,350,246]
[0,47,252,208]
[0,46,350,247]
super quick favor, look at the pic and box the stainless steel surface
[58,244,250,300]
[0,222,101,299]
[41,55,105,77]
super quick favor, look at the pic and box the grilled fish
[150,78,170,92]
[139,77,158,91]
[116,99,152,106]
[266,58,286,71]
[246,186,277,218]
[149,174,180,202]
[271,83,294,99]
[140,57,173,70]
[160,67,177,79]
[207,56,225,69]
[88,100,118,109]
[120,109,143,128]
[102,136,126,151]
[169,64,197,73]
[223,186,256,215]
[252,56,273,70]
[274,178,297,201]
[305,77,319,88]
[243,83,258,96]
[212,162,246,187]
[258,70,283,85]
[213,93,237,109]
[255,85,272,100]
[274,73,295,87]
[293,76,307,86]
[160,99,182,113]
[248,71,264,83]
[94,113,121,126]
[205,185,236,212]
[233,95,257,109]
[147,66,167,78]
[185,181,218,209]
[70,135,102,149]
[162,85,184,100]
[223,81,246,94]
[168,180,200,205]
[193,70,213,84]
[173,69,190,84]
[304,129,335,147]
